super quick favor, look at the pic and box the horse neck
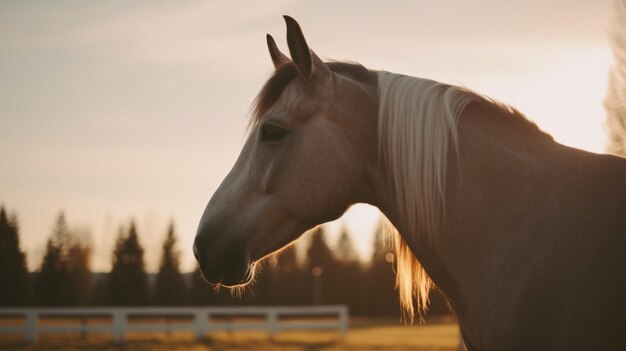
[373,82,626,346]
[374,93,563,319]
[443,100,559,281]
[448,104,589,349]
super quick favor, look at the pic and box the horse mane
[376,71,554,320]
[377,71,477,320]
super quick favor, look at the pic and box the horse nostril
[193,236,218,283]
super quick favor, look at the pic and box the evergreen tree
[34,213,93,306]
[370,223,390,262]
[306,228,336,270]
[154,222,186,305]
[68,236,92,306]
[90,273,109,306]
[367,223,400,316]
[336,229,359,263]
[252,257,278,305]
[35,213,73,305]
[334,228,366,314]
[109,222,148,305]
[36,239,68,305]
[305,228,337,305]
[0,207,28,306]
[189,265,213,305]
[260,245,306,306]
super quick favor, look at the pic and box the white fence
[0,305,348,343]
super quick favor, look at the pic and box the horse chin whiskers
[211,261,257,293]
[216,279,256,300]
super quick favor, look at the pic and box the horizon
[2,208,377,273]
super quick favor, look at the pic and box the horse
[193,16,626,350]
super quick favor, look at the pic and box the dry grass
[0,317,462,351]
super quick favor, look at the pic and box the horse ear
[266,34,289,68]
[283,15,330,80]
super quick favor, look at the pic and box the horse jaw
[193,169,309,287]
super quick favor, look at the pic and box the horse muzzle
[193,235,254,287]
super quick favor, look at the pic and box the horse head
[193,16,378,287]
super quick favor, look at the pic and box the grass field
[0,317,462,351]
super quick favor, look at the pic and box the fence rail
[0,306,349,343]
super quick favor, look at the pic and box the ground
[0,317,462,351]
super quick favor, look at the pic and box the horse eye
[260,124,288,143]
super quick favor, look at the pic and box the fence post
[112,309,126,344]
[338,306,348,336]
[81,316,87,339]
[267,310,278,337]
[194,309,208,341]
[25,310,38,343]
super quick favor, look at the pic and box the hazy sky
[0,0,614,272]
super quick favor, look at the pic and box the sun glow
[469,44,612,154]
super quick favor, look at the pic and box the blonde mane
[377,71,476,320]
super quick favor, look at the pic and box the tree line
[0,205,450,317]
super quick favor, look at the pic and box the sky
[0,0,615,272]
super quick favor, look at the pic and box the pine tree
[371,223,390,263]
[306,228,336,270]
[367,222,400,316]
[109,222,148,305]
[334,228,366,314]
[154,222,186,305]
[68,236,92,306]
[336,228,359,263]
[251,257,278,306]
[34,213,93,306]
[0,207,28,306]
[35,213,73,306]
[189,265,213,305]
[305,228,337,305]
[257,245,305,306]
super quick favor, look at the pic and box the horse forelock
[250,61,373,130]
[251,63,299,129]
